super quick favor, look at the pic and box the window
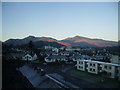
[80,62,83,64]
[108,72,111,76]
[104,66,107,69]
[93,69,95,72]
[93,64,95,66]
[90,68,92,71]
[109,66,111,69]
[29,57,31,60]
[80,66,83,69]
[116,69,119,73]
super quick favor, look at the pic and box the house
[76,60,120,80]
[92,55,107,60]
[40,51,59,56]
[52,48,59,52]
[110,55,120,64]
[10,53,25,60]
[69,55,90,62]
[59,51,70,56]
[4,52,25,60]
[52,52,59,55]
[69,55,82,62]
[65,47,80,51]
[45,55,67,63]
[59,46,66,50]
[22,53,38,61]
[44,45,57,50]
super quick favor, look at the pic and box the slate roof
[46,55,67,59]
[18,65,60,88]
[69,55,90,59]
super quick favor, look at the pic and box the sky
[2,2,118,41]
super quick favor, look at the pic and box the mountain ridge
[3,35,118,47]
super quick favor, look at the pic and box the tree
[28,40,34,51]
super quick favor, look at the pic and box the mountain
[3,36,71,47]
[34,37,71,46]
[3,35,118,47]
[4,36,38,46]
[61,36,118,47]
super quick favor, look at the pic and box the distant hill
[3,35,118,48]
[61,36,118,47]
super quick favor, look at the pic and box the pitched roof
[18,65,60,88]
[46,55,67,59]
[69,55,90,59]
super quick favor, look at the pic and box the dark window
[80,66,83,69]
[90,68,92,71]
[109,66,111,69]
[105,66,107,68]
[109,72,111,76]
[93,69,95,72]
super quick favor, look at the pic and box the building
[18,65,61,88]
[22,53,38,61]
[66,47,80,51]
[110,55,120,64]
[59,51,70,56]
[3,52,25,60]
[52,48,59,52]
[76,60,120,80]
[45,55,67,63]
[44,45,54,49]
[69,55,90,62]
[91,55,107,60]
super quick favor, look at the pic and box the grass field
[66,68,120,88]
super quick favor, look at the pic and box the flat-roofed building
[76,60,120,80]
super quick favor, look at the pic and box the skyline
[2,2,118,41]
[1,35,119,42]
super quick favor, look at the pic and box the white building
[52,48,59,52]
[59,51,70,56]
[110,55,120,64]
[22,53,38,61]
[45,55,67,63]
[69,55,90,62]
[76,60,120,80]
[66,47,80,51]
[44,45,54,49]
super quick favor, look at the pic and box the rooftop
[78,60,120,67]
